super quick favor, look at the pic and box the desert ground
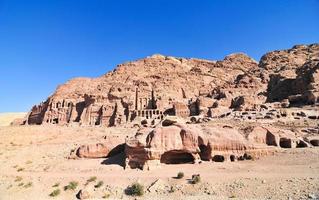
[0,115,318,200]
[0,113,26,127]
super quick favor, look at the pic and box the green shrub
[191,174,201,184]
[87,176,97,183]
[126,182,144,196]
[95,181,104,188]
[49,189,61,197]
[102,192,111,198]
[24,182,32,188]
[25,160,32,164]
[177,172,184,179]
[64,181,78,191]
[17,167,24,172]
[52,183,60,187]
[14,176,23,182]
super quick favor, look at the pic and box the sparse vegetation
[52,183,60,187]
[102,192,111,198]
[18,182,24,187]
[126,182,144,196]
[64,181,78,191]
[169,186,176,193]
[12,165,18,168]
[87,176,97,183]
[191,174,201,184]
[14,176,23,182]
[24,182,33,188]
[17,167,24,172]
[177,172,184,179]
[95,180,104,188]
[25,160,32,164]
[49,189,61,197]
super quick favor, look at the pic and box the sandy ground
[0,124,318,200]
[0,113,26,126]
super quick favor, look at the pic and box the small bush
[87,176,97,183]
[14,176,23,182]
[17,167,24,172]
[18,182,24,187]
[126,182,144,196]
[177,172,184,179]
[49,189,61,197]
[24,182,32,188]
[191,174,201,184]
[64,181,78,191]
[169,186,176,193]
[95,181,104,188]
[25,160,32,164]
[102,192,111,199]
[52,183,60,187]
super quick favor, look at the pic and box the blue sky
[0,0,318,112]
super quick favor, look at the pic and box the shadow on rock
[101,152,126,167]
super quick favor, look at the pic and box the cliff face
[26,44,319,126]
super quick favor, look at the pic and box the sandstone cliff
[24,44,319,127]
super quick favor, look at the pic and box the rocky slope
[23,44,318,127]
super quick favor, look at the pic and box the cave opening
[160,150,195,164]
[310,140,319,146]
[199,144,211,161]
[212,155,225,162]
[279,138,292,148]
[296,140,308,148]
[52,118,59,124]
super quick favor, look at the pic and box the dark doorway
[160,151,195,164]
[279,138,292,148]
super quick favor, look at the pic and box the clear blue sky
[0,0,318,112]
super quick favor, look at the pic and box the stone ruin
[25,87,199,127]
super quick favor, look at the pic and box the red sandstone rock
[125,123,259,169]
[124,121,314,169]
[25,44,318,127]
[76,143,110,158]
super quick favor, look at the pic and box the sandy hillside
[0,124,318,200]
[0,113,26,126]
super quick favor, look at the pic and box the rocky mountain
[24,44,319,127]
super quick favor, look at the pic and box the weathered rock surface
[124,121,314,169]
[24,43,319,127]
[69,136,125,159]
[75,143,110,158]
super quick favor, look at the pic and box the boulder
[76,143,110,158]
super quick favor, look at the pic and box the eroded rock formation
[124,121,315,169]
[23,44,318,127]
